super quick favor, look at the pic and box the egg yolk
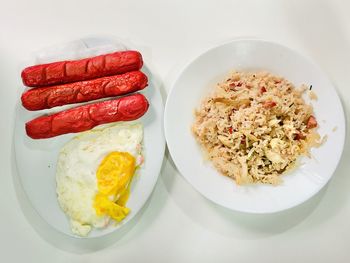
[93,152,136,222]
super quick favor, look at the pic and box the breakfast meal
[56,123,143,236]
[192,70,322,185]
[21,50,143,87]
[21,71,148,110]
[20,48,151,236]
[26,93,149,139]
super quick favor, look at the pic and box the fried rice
[192,70,322,185]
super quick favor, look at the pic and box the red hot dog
[21,51,143,87]
[21,71,148,111]
[25,93,149,139]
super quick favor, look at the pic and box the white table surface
[1,0,349,262]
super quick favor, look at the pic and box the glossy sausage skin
[21,71,148,111]
[25,93,149,139]
[21,51,143,87]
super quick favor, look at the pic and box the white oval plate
[164,39,345,213]
[14,37,165,237]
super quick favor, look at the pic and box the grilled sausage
[21,50,143,87]
[25,93,149,139]
[21,71,148,111]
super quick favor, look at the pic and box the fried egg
[56,123,143,237]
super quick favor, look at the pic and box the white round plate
[14,37,165,237]
[164,39,345,213]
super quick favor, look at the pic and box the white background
[0,0,349,262]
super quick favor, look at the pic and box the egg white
[56,122,143,237]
